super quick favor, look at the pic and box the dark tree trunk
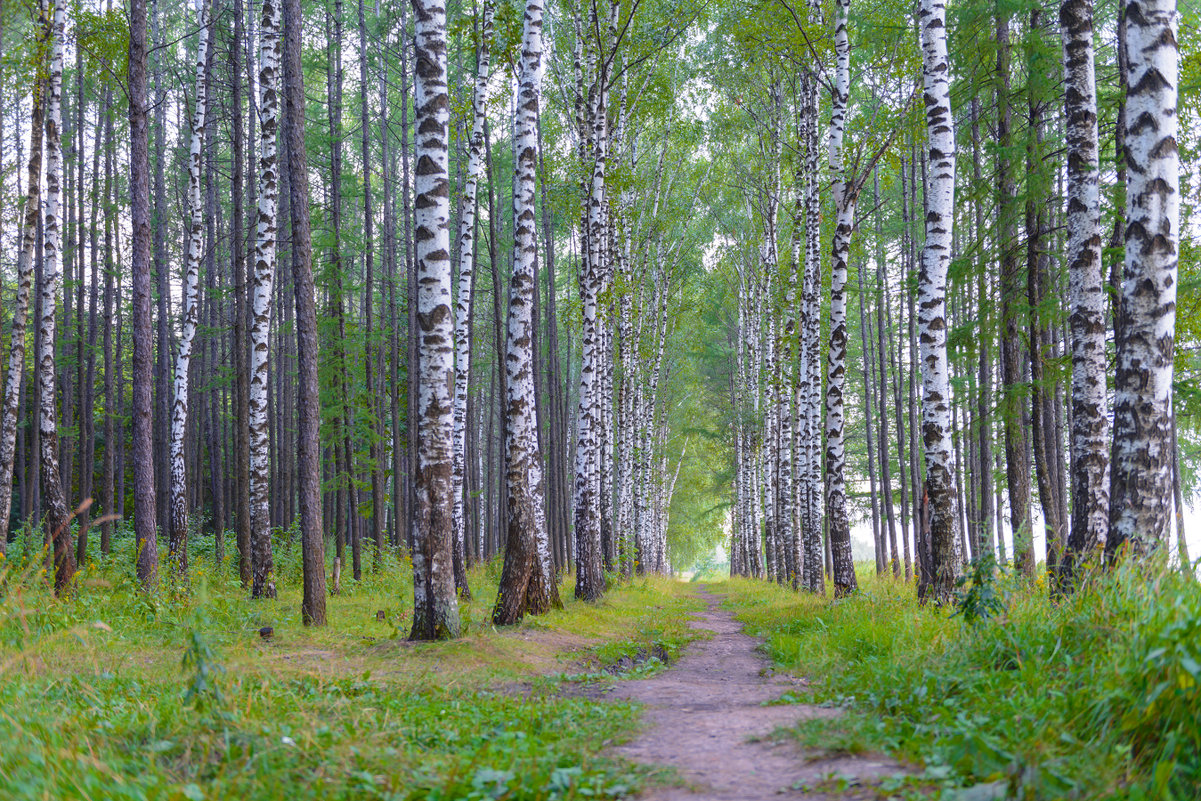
[231,0,253,588]
[129,0,160,589]
[282,0,328,625]
[996,7,1034,575]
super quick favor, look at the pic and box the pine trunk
[281,0,327,624]
[129,0,160,588]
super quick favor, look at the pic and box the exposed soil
[601,586,904,800]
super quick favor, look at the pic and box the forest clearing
[0,0,1198,795]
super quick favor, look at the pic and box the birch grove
[0,0,1191,626]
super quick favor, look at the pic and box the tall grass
[717,560,1201,800]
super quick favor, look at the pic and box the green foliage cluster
[719,565,1201,799]
[0,546,699,800]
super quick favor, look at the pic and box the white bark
[451,0,495,590]
[249,0,280,599]
[825,0,858,596]
[39,0,74,588]
[168,0,212,578]
[573,17,609,599]
[799,64,824,594]
[1108,0,1179,556]
[917,0,962,599]
[0,32,46,549]
[1061,0,1109,570]
[409,0,461,639]
[493,0,558,623]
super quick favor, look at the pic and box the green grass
[713,560,1201,800]
[0,526,704,800]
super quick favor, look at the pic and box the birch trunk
[917,0,962,600]
[0,26,46,550]
[492,0,561,623]
[1107,0,1179,557]
[825,0,857,597]
[452,0,495,601]
[40,0,74,593]
[249,0,280,599]
[409,0,461,640]
[573,55,608,602]
[167,0,212,580]
[799,63,824,595]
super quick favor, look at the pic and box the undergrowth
[0,524,701,800]
[717,559,1201,800]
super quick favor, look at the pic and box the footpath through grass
[0,537,702,801]
[715,562,1201,800]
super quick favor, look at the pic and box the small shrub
[952,552,1008,627]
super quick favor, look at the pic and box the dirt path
[604,586,901,800]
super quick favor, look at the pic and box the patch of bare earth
[601,586,904,800]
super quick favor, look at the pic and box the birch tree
[493,0,561,623]
[0,20,47,551]
[824,0,858,597]
[1059,0,1108,578]
[1107,0,1180,558]
[573,16,609,603]
[916,0,962,600]
[409,0,461,640]
[249,0,281,599]
[798,61,824,595]
[452,0,495,602]
[39,0,75,593]
[167,0,212,580]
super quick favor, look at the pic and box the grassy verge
[0,534,702,800]
[714,561,1201,800]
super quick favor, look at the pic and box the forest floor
[3,543,1199,799]
[602,586,905,800]
[0,543,705,800]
